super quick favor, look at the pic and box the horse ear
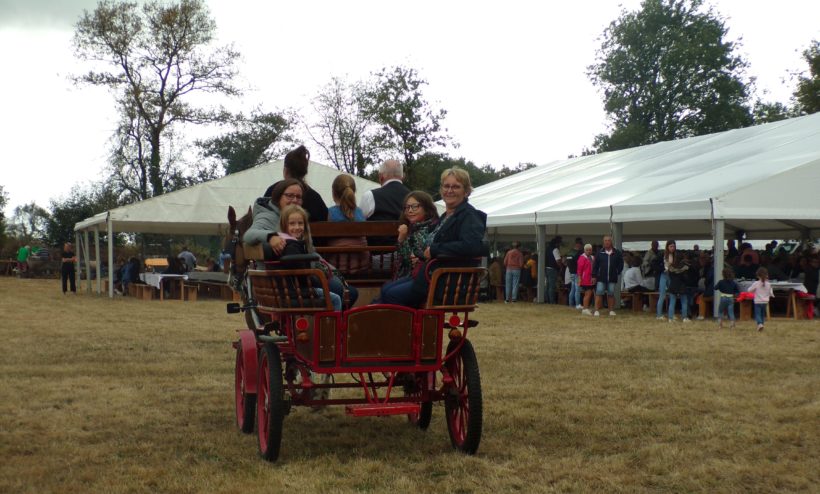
[228,206,236,225]
[246,206,252,217]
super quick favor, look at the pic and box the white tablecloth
[737,280,807,293]
[140,273,187,289]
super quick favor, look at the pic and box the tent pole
[75,231,81,290]
[108,215,114,298]
[612,222,623,308]
[536,225,546,304]
[84,230,91,293]
[94,227,101,295]
[713,219,725,318]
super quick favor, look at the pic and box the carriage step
[345,403,420,417]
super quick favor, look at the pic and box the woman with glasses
[374,191,439,303]
[244,177,358,306]
[381,167,488,307]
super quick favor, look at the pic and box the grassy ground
[0,277,817,493]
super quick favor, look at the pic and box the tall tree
[10,203,50,243]
[794,40,820,115]
[45,182,122,247]
[588,0,752,152]
[367,66,453,182]
[0,186,8,251]
[307,77,382,177]
[198,108,294,175]
[73,0,240,198]
[403,153,536,198]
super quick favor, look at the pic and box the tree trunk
[149,130,164,197]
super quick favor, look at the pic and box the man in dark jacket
[593,235,624,316]
[360,159,410,245]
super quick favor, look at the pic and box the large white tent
[472,112,820,243]
[467,113,820,308]
[74,160,380,296]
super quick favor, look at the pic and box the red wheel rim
[257,354,270,452]
[447,353,469,445]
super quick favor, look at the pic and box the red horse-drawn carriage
[226,208,487,462]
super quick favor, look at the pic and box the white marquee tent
[468,113,820,308]
[74,160,380,296]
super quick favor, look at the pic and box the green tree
[308,77,382,177]
[588,0,752,152]
[45,182,122,247]
[794,40,820,114]
[404,153,535,198]
[10,203,50,242]
[73,0,241,198]
[367,66,453,182]
[0,185,8,251]
[198,108,294,175]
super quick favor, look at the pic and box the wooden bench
[696,295,714,319]
[620,291,645,313]
[646,292,663,312]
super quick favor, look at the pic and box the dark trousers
[61,266,76,293]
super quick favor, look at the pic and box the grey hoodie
[243,198,281,245]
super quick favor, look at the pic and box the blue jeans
[717,297,735,321]
[595,281,616,296]
[545,267,557,303]
[380,276,415,305]
[329,277,357,307]
[315,288,342,311]
[668,292,690,319]
[754,303,767,325]
[505,269,521,301]
[568,273,579,306]
[656,272,669,317]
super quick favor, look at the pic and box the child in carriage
[276,205,342,311]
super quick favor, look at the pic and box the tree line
[2,0,817,254]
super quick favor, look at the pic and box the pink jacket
[748,280,774,304]
[577,253,593,286]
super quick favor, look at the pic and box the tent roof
[470,113,820,241]
[75,160,379,235]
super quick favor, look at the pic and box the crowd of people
[488,236,820,324]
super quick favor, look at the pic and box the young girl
[278,205,342,311]
[714,268,740,329]
[747,266,774,331]
[327,174,369,273]
[577,244,595,315]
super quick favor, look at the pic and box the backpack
[650,254,664,278]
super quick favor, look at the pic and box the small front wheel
[257,343,285,462]
[234,342,256,434]
[444,339,482,454]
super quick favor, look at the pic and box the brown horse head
[225,205,253,278]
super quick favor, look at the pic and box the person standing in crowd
[545,236,562,304]
[578,243,595,315]
[61,242,77,294]
[503,241,524,303]
[16,244,31,277]
[641,240,660,286]
[748,267,774,331]
[565,237,583,309]
[264,145,328,223]
[656,240,677,320]
[178,246,197,272]
[523,253,538,302]
[714,268,740,329]
[667,252,693,323]
[593,235,624,317]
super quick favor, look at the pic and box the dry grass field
[0,277,818,493]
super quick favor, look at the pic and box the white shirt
[622,266,643,290]
[360,178,404,218]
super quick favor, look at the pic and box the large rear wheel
[444,339,482,454]
[234,342,256,433]
[257,343,285,462]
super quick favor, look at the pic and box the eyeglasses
[403,203,421,212]
[441,184,462,191]
[283,193,303,202]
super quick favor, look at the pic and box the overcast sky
[1,0,818,219]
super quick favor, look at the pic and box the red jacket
[577,253,593,286]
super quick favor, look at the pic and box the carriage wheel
[405,373,433,430]
[444,339,482,454]
[235,342,256,434]
[257,343,285,462]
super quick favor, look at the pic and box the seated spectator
[206,257,221,272]
[326,174,369,274]
[623,257,649,293]
[178,246,197,272]
[163,256,186,275]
